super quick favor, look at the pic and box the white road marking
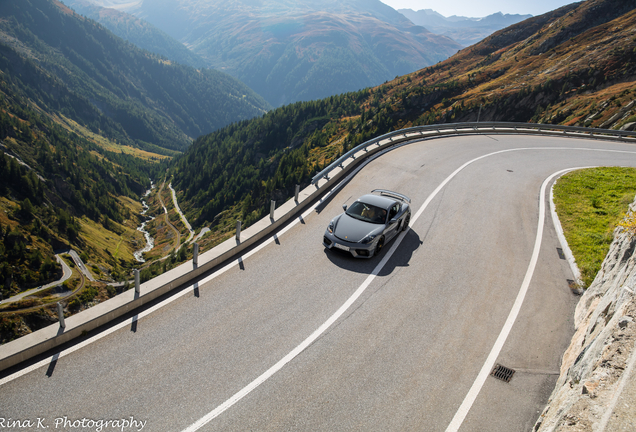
[550,173,589,285]
[181,239,402,432]
[444,167,588,432]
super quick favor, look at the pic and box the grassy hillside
[0,92,151,300]
[553,168,636,287]
[398,0,636,128]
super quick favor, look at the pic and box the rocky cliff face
[535,200,636,431]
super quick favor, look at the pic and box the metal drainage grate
[557,248,566,260]
[491,364,515,383]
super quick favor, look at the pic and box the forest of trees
[0,0,275,297]
[168,89,382,227]
[0,73,156,297]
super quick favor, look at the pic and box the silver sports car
[323,189,411,258]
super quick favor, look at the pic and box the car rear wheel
[402,212,411,231]
[375,236,385,256]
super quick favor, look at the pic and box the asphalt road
[69,249,95,282]
[1,254,73,304]
[2,135,636,432]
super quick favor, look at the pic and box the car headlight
[327,221,335,233]
[360,234,376,244]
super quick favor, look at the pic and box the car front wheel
[375,236,385,256]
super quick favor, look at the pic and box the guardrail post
[295,184,300,203]
[193,242,199,266]
[270,200,276,220]
[134,269,140,294]
[57,302,65,329]
[236,220,241,241]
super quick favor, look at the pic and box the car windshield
[346,201,387,224]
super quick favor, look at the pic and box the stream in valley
[134,181,155,263]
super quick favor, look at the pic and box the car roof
[356,193,396,209]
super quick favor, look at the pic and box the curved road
[2,135,636,432]
[170,182,195,244]
[158,179,181,252]
[1,251,83,304]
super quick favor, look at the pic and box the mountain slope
[398,9,533,46]
[0,0,270,153]
[404,0,636,126]
[63,0,209,69]
[166,0,636,242]
[0,67,152,300]
[0,0,271,305]
[91,0,461,107]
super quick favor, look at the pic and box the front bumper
[323,230,376,258]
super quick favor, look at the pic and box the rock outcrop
[535,200,636,431]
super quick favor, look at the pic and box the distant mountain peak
[398,8,533,46]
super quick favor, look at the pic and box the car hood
[334,214,382,243]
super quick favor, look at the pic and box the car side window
[389,204,399,220]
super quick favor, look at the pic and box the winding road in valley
[1,251,87,305]
[158,179,181,252]
[170,182,195,244]
[2,134,636,431]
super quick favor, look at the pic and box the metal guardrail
[312,122,636,184]
[3,121,636,372]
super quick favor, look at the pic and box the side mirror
[342,204,347,211]
[390,217,399,224]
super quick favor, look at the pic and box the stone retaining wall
[535,200,636,431]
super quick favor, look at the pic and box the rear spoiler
[372,189,411,203]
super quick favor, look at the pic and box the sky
[379,0,576,18]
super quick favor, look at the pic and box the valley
[81,0,461,107]
[2,0,636,341]
[1,0,636,429]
